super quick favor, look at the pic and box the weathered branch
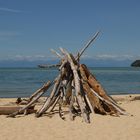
[50,49,63,59]
[63,49,90,123]
[36,76,62,117]
[29,82,52,101]
[0,106,36,115]
[7,81,51,117]
[76,31,100,59]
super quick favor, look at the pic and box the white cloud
[81,54,93,59]
[12,54,57,61]
[14,55,32,61]
[0,7,21,13]
[2,53,140,62]
[96,54,118,59]
[96,54,138,61]
[81,54,140,61]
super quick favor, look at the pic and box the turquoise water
[0,67,140,97]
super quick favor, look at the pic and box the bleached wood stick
[59,47,66,55]
[85,94,94,113]
[77,31,100,59]
[46,90,61,112]
[59,31,100,62]
[63,50,90,123]
[36,75,62,117]
[29,82,52,101]
[49,95,61,112]
[50,49,63,59]
[7,81,51,117]
[36,58,68,117]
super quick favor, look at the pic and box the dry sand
[0,94,140,140]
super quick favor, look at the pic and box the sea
[0,67,140,98]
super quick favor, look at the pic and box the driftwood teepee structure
[8,31,127,123]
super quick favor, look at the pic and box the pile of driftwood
[7,31,126,123]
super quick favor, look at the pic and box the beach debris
[7,81,51,117]
[0,106,36,115]
[7,31,126,123]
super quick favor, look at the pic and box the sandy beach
[0,94,140,140]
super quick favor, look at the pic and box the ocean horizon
[0,67,140,98]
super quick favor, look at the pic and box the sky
[0,0,140,66]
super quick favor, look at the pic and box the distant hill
[131,60,140,67]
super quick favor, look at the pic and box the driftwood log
[7,31,127,123]
[0,106,36,115]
